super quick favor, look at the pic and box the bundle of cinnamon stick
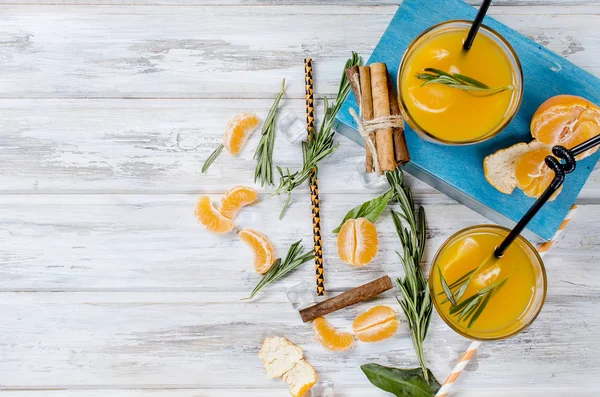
[346,63,410,172]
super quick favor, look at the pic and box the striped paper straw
[436,340,481,397]
[538,205,577,256]
[435,204,578,397]
[304,58,325,296]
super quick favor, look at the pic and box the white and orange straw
[435,204,578,397]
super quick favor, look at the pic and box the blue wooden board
[334,0,600,241]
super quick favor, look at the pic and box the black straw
[494,134,600,258]
[463,0,493,51]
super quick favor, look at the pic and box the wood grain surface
[0,1,598,396]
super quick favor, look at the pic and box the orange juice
[399,21,523,144]
[429,225,546,340]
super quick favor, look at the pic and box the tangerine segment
[220,185,258,219]
[530,95,600,159]
[514,148,562,200]
[194,196,235,234]
[312,317,354,351]
[239,229,276,274]
[352,306,399,343]
[337,218,379,267]
[223,113,260,156]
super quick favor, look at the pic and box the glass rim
[429,224,547,341]
[397,20,524,145]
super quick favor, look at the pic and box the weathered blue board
[334,0,600,242]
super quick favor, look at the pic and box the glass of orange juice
[429,225,546,341]
[398,21,523,144]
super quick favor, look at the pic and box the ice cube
[356,161,389,190]
[312,380,335,397]
[277,110,306,143]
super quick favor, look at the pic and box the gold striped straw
[435,204,578,397]
[304,58,325,296]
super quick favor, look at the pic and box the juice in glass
[398,21,523,144]
[429,225,546,340]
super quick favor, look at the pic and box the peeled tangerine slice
[337,218,379,267]
[239,228,276,274]
[530,94,600,159]
[223,112,260,156]
[312,317,355,352]
[408,83,455,114]
[220,185,258,219]
[442,237,480,275]
[194,196,235,234]
[352,305,399,343]
[515,146,563,200]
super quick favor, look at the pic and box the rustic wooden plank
[0,388,595,396]
[2,99,599,198]
[0,194,598,292]
[0,6,597,99]
[0,291,597,390]
[3,1,599,7]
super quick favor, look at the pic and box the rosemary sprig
[448,275,512,328]
[244,240,313,300]
[416,68,514,97]
[273,52,363,219]
[202,144,223,173]
[387,169,432,382]
[254,79,286,186]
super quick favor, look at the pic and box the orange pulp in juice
[430,226,546,340]
[400,23,521,143]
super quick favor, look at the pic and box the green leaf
[424,67,454,78]
[452,73,489,88]
[361,364,440,397]
[332,189,394,233]
[468,291,493,328]
[438,266,456,306]
[202,144,223,173]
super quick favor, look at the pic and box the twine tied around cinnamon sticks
[349,109,405,175]
[346,63,410,173]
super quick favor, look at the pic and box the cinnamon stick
[387,73,410,166]
[345,66,361,103]
[369,63,396,172]
[346,66,375,173]
[299,275,393,323]
[359,66,375,173]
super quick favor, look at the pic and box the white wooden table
[0,1,598,396]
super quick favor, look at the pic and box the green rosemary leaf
[438,266,457,306]
[333,189,394,233]
[254,79,286,186]
[467,291,493,328]
[460,297,482,323]
[453,275,472,303]
[452,73,489,88]
[424,67,454,78]
[449,293,480,315]
[448,269,476,289]
[457,295,481,322]
[202,144,224,173]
